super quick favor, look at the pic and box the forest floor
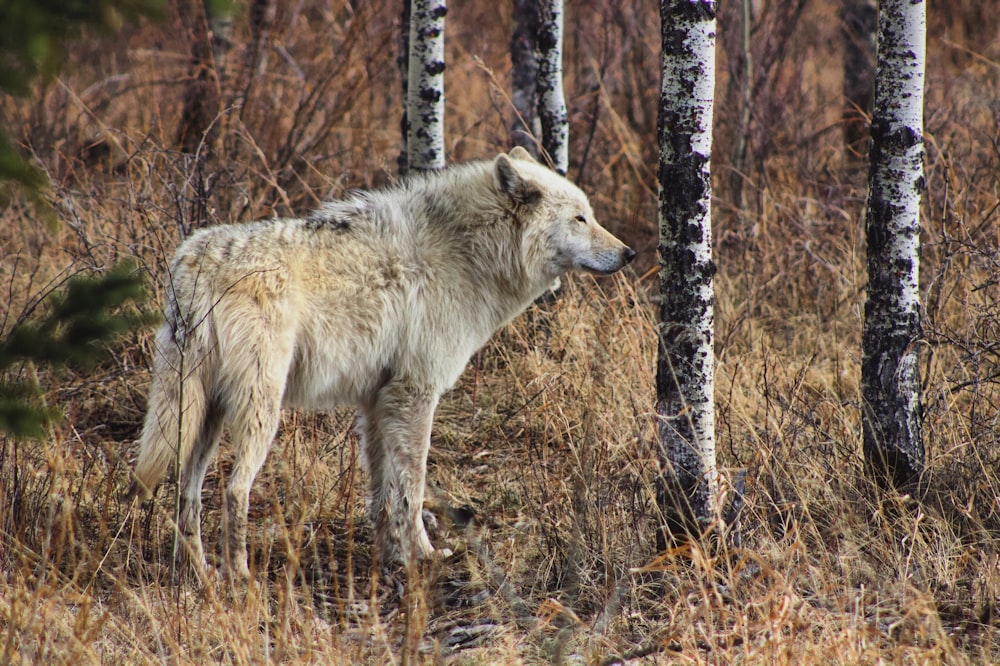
[2,1,999,663]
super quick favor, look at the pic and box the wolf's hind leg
[214,309,295,581]
[176,402,225,579]
[222,392,282,581]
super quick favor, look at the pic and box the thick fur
[130,148,634,579]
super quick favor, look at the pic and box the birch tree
[535,0,568,175]
[406,0,446,172]
[861,0,925,489]
[655,0,719,540]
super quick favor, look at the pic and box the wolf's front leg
[359,381,438,566]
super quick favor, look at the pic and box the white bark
[406,0,446,172]
[861,0,925,488]
[535,0,568,175]
[655,0,719,535]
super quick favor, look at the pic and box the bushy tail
[126,341,209,501]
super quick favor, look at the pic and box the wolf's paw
[421,508,440,535]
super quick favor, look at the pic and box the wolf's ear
[495,154,542,206]
[508,146,537,163]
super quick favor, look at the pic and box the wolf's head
[494,148,635,280]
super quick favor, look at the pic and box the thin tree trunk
[406,0,447,173]
[511,0,541,158]
[862,0,925,490]
[655,0,719,544]
[208,5,233,75]
[235,0,273,125]
[842,0,877,160]
[398,0,411,176]
[728,0,752,222]
[535,0,568,175]
[176,0,232,154]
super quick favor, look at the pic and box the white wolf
[129,147,634,579]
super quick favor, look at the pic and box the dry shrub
[1,0,998,663]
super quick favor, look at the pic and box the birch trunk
[655,0,719,540]
[535,0,568,175]
[406,0,447,172]
[511,0,541,158]
[861,0,925,489]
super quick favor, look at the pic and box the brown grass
[2,0,999,663]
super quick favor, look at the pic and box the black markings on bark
[861,0,925,490]
[535,0,568,174]
[406,0,447,173]
[655,0,720,544]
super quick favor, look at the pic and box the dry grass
[2,0,999,663]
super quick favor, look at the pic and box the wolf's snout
[623,247,636,264]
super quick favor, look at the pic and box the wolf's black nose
[624,247,637,264]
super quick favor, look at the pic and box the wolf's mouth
[577,248,636,275]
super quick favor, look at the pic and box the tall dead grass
[1,0,998,663]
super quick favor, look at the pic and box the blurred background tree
[0,0,165,196]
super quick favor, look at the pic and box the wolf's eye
[574,214,587,224]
